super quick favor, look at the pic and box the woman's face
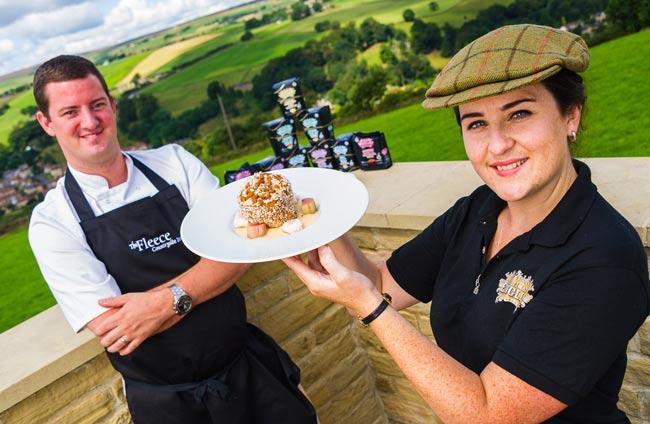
[458,83,581,205]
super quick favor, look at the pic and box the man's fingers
[118,338,141,356]
[98,295,128,308]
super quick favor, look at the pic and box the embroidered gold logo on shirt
[495,270,534,312]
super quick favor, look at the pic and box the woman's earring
[568,131,577,143]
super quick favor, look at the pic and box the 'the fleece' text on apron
[129,232,182,253]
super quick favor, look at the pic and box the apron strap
[64,154,172,222]
[129,154,172,192]
[64,168,95,222]
[124,376,231,403]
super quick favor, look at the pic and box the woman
[283,24,649,423]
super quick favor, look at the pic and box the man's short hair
[33,55,110,119]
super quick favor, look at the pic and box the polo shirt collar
[478,159,597,250]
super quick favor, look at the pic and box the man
[29,55,317,423]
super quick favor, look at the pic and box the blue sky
[0,0,249,77]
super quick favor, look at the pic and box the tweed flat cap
[423,24,589,110]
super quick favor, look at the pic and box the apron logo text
[129,232,182,253]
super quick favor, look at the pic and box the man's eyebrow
[459,98,536,122]
[55,96,108,113]
[56,105,79,114]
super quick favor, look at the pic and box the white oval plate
[180,167,369,263]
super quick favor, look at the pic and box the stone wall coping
[353,158,650,245]
[1,157,648,413]
[0,305,103,412]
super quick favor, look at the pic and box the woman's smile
[492,158,528,175]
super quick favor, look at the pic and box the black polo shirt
[387,160,649,423]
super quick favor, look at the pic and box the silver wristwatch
[169,284,192,315]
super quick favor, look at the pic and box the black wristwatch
[169,284,192,315]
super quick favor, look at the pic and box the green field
[0,228,55,332]
[0,2,648,333]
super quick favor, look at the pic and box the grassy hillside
[573,29,650,157]
[0,228,55,333]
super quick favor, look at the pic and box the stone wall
[1,159,649,424]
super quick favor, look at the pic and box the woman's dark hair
[453,68,587,127]
[540,68,586,117]
[33,55,111,119]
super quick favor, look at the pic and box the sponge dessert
[237,172,298,228]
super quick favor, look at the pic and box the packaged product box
[223,162,262,184]
[299,105,334,145]
[330,133,360,172]
[285,146,311,168]
[254,155,287,172]
[262,117,298,158]
[271,77,307,118]
[351,131,392,170]
[307,140,337,170]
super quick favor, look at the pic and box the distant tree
[131,73,142,88]
[315,20,331,32]
[313,2,323,12]
[21,105,38,116]
[359,18,384,48]
[607,0,650,33]
[245,18,262,30]
[411,19,442,54]
[6,120,54,167]
[440,22,457,57]
[348,65,388,112]
[403,9,416,22]
[290,2,311,21]
[207,81,237,150]
[241,30,254,41]
[380,44,398,65]
[117,97,138,132]
[0,103,9,117]
[134,94,159,123]
[327,39,357,65]
[454,19,492,53]
[429,2,439,11]
[401,52,436,82]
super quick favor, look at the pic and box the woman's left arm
[283,245,566,424]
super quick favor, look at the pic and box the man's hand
[86,258,251,356]
[87,289,179,356]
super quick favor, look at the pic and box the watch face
[176,295,192,314]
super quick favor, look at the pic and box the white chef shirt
[29,144,219,332]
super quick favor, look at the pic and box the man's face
[36,74,120,172]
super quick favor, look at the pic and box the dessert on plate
[235,172,317,239]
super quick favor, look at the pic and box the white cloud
[0,39,13,53]
[8,3,104,38]
[0,1,87,26]
[0,0,247,77]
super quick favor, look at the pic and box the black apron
[65,156,316,423]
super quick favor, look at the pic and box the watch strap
[358,293,392,327]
